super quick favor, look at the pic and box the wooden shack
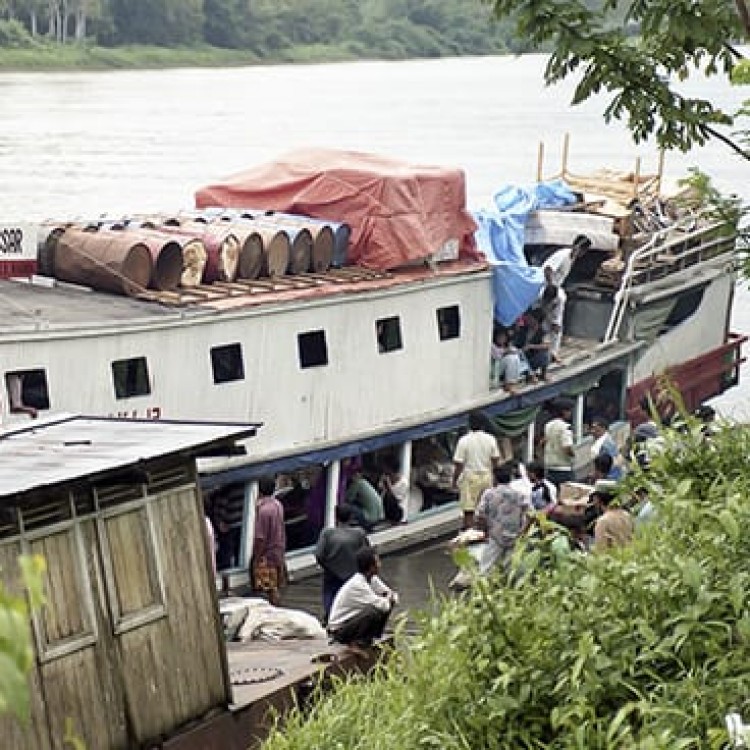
[0,415,258,750]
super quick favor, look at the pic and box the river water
[0,54,748,417]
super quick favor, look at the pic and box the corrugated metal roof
[0,414,259,498]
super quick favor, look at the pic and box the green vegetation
[261,417,750,748]
[0,0,524,70]
[0,555,45,721]
[484,0,749,158]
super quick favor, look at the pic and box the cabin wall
[2,273,494,459]
[0,478,227,750]
[631,273,734,384]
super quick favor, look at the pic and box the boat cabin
[0,415,257,750]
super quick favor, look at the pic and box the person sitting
[490,326,528,393]
[327,547,398,648]
[315,503,370,624]
[379,455,407,524]
[593,452,624,482]
[346,469,384,530]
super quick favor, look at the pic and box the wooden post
[656,149,665,195]
[537,141,544,182]
[561,133,570,180]
[633,157,641,200]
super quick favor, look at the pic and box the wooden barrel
[53,227,153,296]
[122,230,183,291]
[237,213,291,277]
[286,226,313,274]
[329,221,351,267]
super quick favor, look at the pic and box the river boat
[0,148,743,583]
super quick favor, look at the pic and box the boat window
[376,316,403,353]
[211,343,245,384]
[5,368,50,415]
[297,330,328,368]
[437,305,461,340]
[663,286,706,329]
[111,357,151,399]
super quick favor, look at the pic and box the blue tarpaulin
[473,180,578,326]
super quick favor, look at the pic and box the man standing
[315,503,370,624]
[543,234,592,288]
[592,482,634,551]
[475,463,529,575]
[327,547,398,648]
[251,475,286,606]
[452,411,501,530]
[544,399,576,488]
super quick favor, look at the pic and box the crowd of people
[491,234,592,393]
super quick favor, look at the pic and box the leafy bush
[262,422,750,749]
[0,20,37,50]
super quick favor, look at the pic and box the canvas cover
[195,148,480,270]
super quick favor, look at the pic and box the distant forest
[0,0,533,59]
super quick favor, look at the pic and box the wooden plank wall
[115,486,228,744]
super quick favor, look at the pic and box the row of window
[5,305,462,404]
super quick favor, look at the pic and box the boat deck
[0,259,489,333]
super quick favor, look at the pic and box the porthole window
[112,357,151,399]
[298,330,328,368]
[376,316,403,353]
[211,343,245,384]
[437,305,461,340]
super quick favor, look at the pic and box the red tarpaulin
[194,149,480,270]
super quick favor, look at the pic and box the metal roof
[0,414,259,498]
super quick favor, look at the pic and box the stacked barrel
[37,210,350,297]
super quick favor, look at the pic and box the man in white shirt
[327,547,398,647]
[543,234,592,288]
[452,411,501,530]
[543,399,576,488]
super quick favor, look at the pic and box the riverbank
[0,43,371,71]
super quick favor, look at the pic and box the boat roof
[0,259,489,332]
[0,414,259,499]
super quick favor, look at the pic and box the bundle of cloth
[220,597,327,642]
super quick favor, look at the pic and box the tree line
[0,0,531,59]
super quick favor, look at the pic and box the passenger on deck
[327,547,398,648]
[541,283,566,363]
[490,326,527,393]
[593,452,624,482]
[543,399,575,488]
[518,308,550,381]
[452,411,501,530]
[6,373,38,419]
[543,234,592,288]
[315,503,370,624]
[346,468,384,530]
[379,454,407,524]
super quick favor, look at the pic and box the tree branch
[734,0,750,38]
[704,124,750,160]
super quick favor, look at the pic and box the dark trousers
[322,571,345,624]
[329,604,391,646]
[547,467,573,490]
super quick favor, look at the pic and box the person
[593,452,624,482]
[475,463,529,575]
[490,326,527,393]
[543,234,592,288]
[592,481,634,551]
[526,461,558,511]
[543,399,576,488]
[251,475,286,606]
[327,547,398,648]
[6,373,37,419]
[519,308,550,381]
[315,503,370,623]
[379,454,407,523]
[452,412,501,529]
[589,415,619,460]
[345,466,384,530]
[540,283,566,363]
